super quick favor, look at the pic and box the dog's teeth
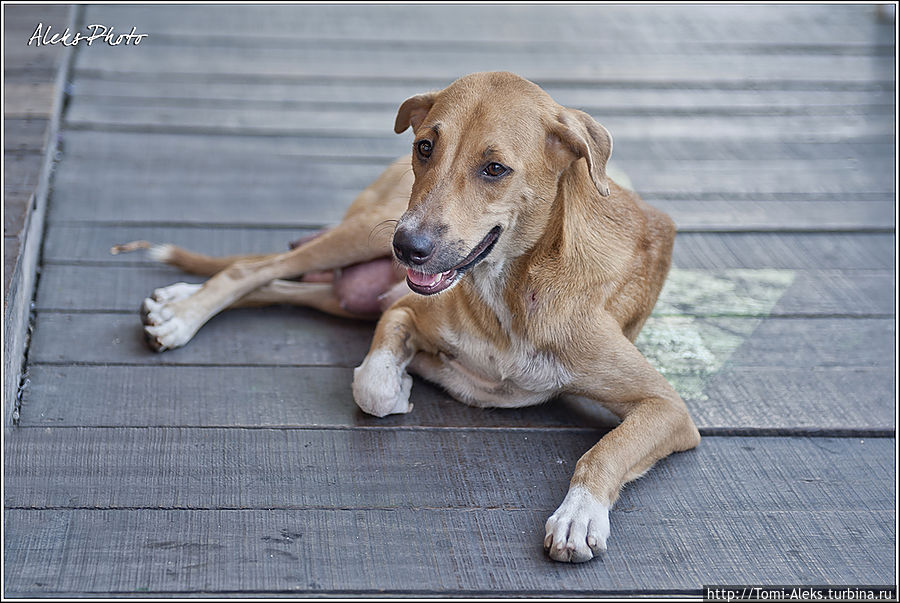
[407,269,441,287]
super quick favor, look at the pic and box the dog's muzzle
[402,226,502,295]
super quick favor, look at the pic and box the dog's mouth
[406,226,501,295]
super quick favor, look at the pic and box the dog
[115,72,700,563]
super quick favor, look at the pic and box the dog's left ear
[394,93,436,134]
[546,108,613,197]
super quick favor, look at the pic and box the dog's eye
[482,162,508,178]
[416,140,433,158]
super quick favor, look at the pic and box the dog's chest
[438,268,572,395]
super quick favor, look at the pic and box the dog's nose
[393,228,435,265]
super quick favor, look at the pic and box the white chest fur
[433,263,572,408]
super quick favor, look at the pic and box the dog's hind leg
[235,280,365,318]
[139,157,412,352]
[148,254,405,321]
[112,228,333,277]
[140,221,387,350]
[112,240,283,277]
[144,278,369,324]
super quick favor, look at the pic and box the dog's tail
[109,240,276,276]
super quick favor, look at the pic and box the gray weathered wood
[44,224,309,265]
[4,430,893,511]
[41,225,898,271]
[4,118,51,154]
[29,310,895,369]
[16,365,604,430]
[58,129,896,163]
[34,264,896,317]
[9,2,896,597]
[69,76,896,113]
[671,232,896,270]
[47,169,896,230]
[66,102,895,142]
[4,435,895,593]
[29,308,373,367]
[4,237,21,303]
[65,96,897,139]
[81,4,895,45]
[650,200,893,231]
[73,32,894,84]
[51,141,896,198]
[17,364,894,432]
[4,505,893,595]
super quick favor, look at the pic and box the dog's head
[392,71,613,295]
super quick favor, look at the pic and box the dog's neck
[465,159,638,333]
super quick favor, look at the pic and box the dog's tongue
[407,269,443,287]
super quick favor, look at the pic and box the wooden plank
[3,118,51,154]
[631,159,894,198]
[4,236,21,303]
[3,5,70,41]
[4,430,893,510]
[28,311,895,370]
[34,264,895,317]
[47,194,894,231]
[57,129,896,163]
[44,224,307,265]
[5,506,894,595]
[3,189,31,238]
[697,367,894,433]
[46,172,895,230]
[72,42,894,85]
[671,232,896,270]
[3,436,895,593]
[29,308,373,367]
[651,201,893,231]
[65,101,895,142]
[702,317,894,369]
[68,76,897,112]
[81,4,895,46]
[41,225,897,271]
[17,364,894,432]
[4,152,44,192]
[3,83,56,118]
[52,141,895,198]
[16,365,596,430]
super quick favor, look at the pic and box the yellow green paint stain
[635,269,797,401]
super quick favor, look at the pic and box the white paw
[352,350,414,417]
[140,283,202,352]
[150,282,201,303]
[544,485,610,563]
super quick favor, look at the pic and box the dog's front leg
[353,304,425,417]
[545,316,701,563]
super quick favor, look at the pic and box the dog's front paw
[544,485,610,563]
[140,283,202,352]
[352,350,414,417]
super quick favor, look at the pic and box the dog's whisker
[368,219,400,246]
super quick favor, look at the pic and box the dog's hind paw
[544,485,610,563]
[352,350,414,417]
[140,283,202,352]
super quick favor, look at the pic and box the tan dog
[119,72,700,563]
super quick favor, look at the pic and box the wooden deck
[4,4,896,597]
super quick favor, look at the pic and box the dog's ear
[394,93,436,134]
[546,108,613,197]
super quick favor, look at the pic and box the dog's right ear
[394,93,436,134]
